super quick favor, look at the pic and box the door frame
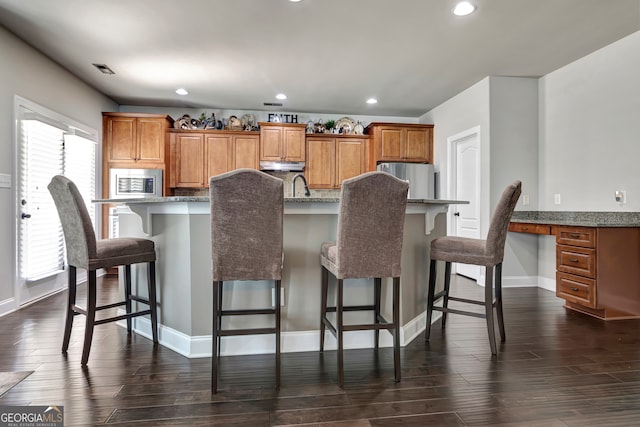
[446,126,482,281]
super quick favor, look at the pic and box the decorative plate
[335,117,355,134]
[241,114,256,130]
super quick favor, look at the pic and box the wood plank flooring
[2,274,640,426]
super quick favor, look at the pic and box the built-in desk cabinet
[509,222,640,319]
[306,135,369,189]
[169,130,259,188]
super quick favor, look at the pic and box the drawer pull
[569,233,581,238]
[522,227,529,231]
[569,258,579,263]
[569,286,579,291]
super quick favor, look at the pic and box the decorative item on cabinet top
[173,113,258,131]
[306,117,367,135]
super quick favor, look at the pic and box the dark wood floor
[2,275,640,426]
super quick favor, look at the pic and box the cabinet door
[234,135,259,170]
[137,118,166,162]
[283,127,305,161]
[205,135,232,180]
[175,134,205,187]
[260,127,283,160]
[336,138,367,187]
[106,116,137,163]
[306,137,336,188]
[405,128,431,162]
[379,127,403,161]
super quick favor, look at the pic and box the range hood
[259,161,305,172]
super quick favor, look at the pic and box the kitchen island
[104,196,465,358]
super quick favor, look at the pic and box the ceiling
[1,0,639,118]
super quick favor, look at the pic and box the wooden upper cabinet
[173,133,206,188]
[259,122,306,162]
[366,122,433,168]
[306,135,369,189]
[170,130,259,188]
[103,113,172,165]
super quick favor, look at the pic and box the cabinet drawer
[556,272,596,308]
[556,245,596,278]
[556,226,596,248]
[508,222,552,235]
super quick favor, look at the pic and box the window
[17,101,97,282]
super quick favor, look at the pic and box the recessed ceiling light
[92,63,115,75]
[366,98,378,105]
[176,88,188,95]
[276,93,287,100]
[289,0,302,2]
[453,1,476,16]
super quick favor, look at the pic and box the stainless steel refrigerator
[376,162,436,199]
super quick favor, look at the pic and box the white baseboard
[502,275,541,288]
[0,297,17,318]
[537,276,556,292]
[120,309,443,358]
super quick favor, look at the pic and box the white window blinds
[18,106,96,282]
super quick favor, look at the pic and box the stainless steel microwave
[109,168,163,199]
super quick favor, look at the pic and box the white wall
[0,25,117,308]
[536,30,640,283]
[420,76,539,283]
[539,30,640,212]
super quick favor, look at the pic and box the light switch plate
[0,173,11,189]
[554,193,561,205]
[615,190,626,204]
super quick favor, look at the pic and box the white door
[449,128,481,281]
[14,98,96,306]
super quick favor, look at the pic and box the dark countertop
[511,211,640,227]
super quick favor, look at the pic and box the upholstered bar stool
[48,175,158,366]
[209,169,284,394]
[425,180,521,355]
[319,171,409,387]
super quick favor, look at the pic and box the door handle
[21,213,31,219]
[453,212,460,216]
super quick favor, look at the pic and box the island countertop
[95,196,465,205]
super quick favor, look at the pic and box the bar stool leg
[495,263,506,342]
[484,266,497,355]
[337,278,344,388]
[211,280,220,393]
[441,262,452,329]
[319,266,328,352]
[148,261,158,344]
[81,270,97,366]
[425,259,437,341]
[393,277,401,383]
[124,265,132,334]
[275,279,281,390]
[62,266,77,353]
[374,277,382,349]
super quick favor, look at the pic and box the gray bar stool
[209,169,284,393]
[319,171,409,387]
[425,180,521,355]
[48,175,158,366]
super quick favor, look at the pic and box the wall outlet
[0,173,11,189]
[615,190,627,204]
[554,193,561,205]
[522,195,530,205]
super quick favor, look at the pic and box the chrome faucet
[292,173,310,197]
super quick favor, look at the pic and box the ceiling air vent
[263,102,283,107]
[93,63,115,75]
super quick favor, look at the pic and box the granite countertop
[94,196,466,205]
[511,211,640,227]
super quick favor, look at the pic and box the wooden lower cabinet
[306,135,369,189]
[510,222,640,319]
[170,131,259,188]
